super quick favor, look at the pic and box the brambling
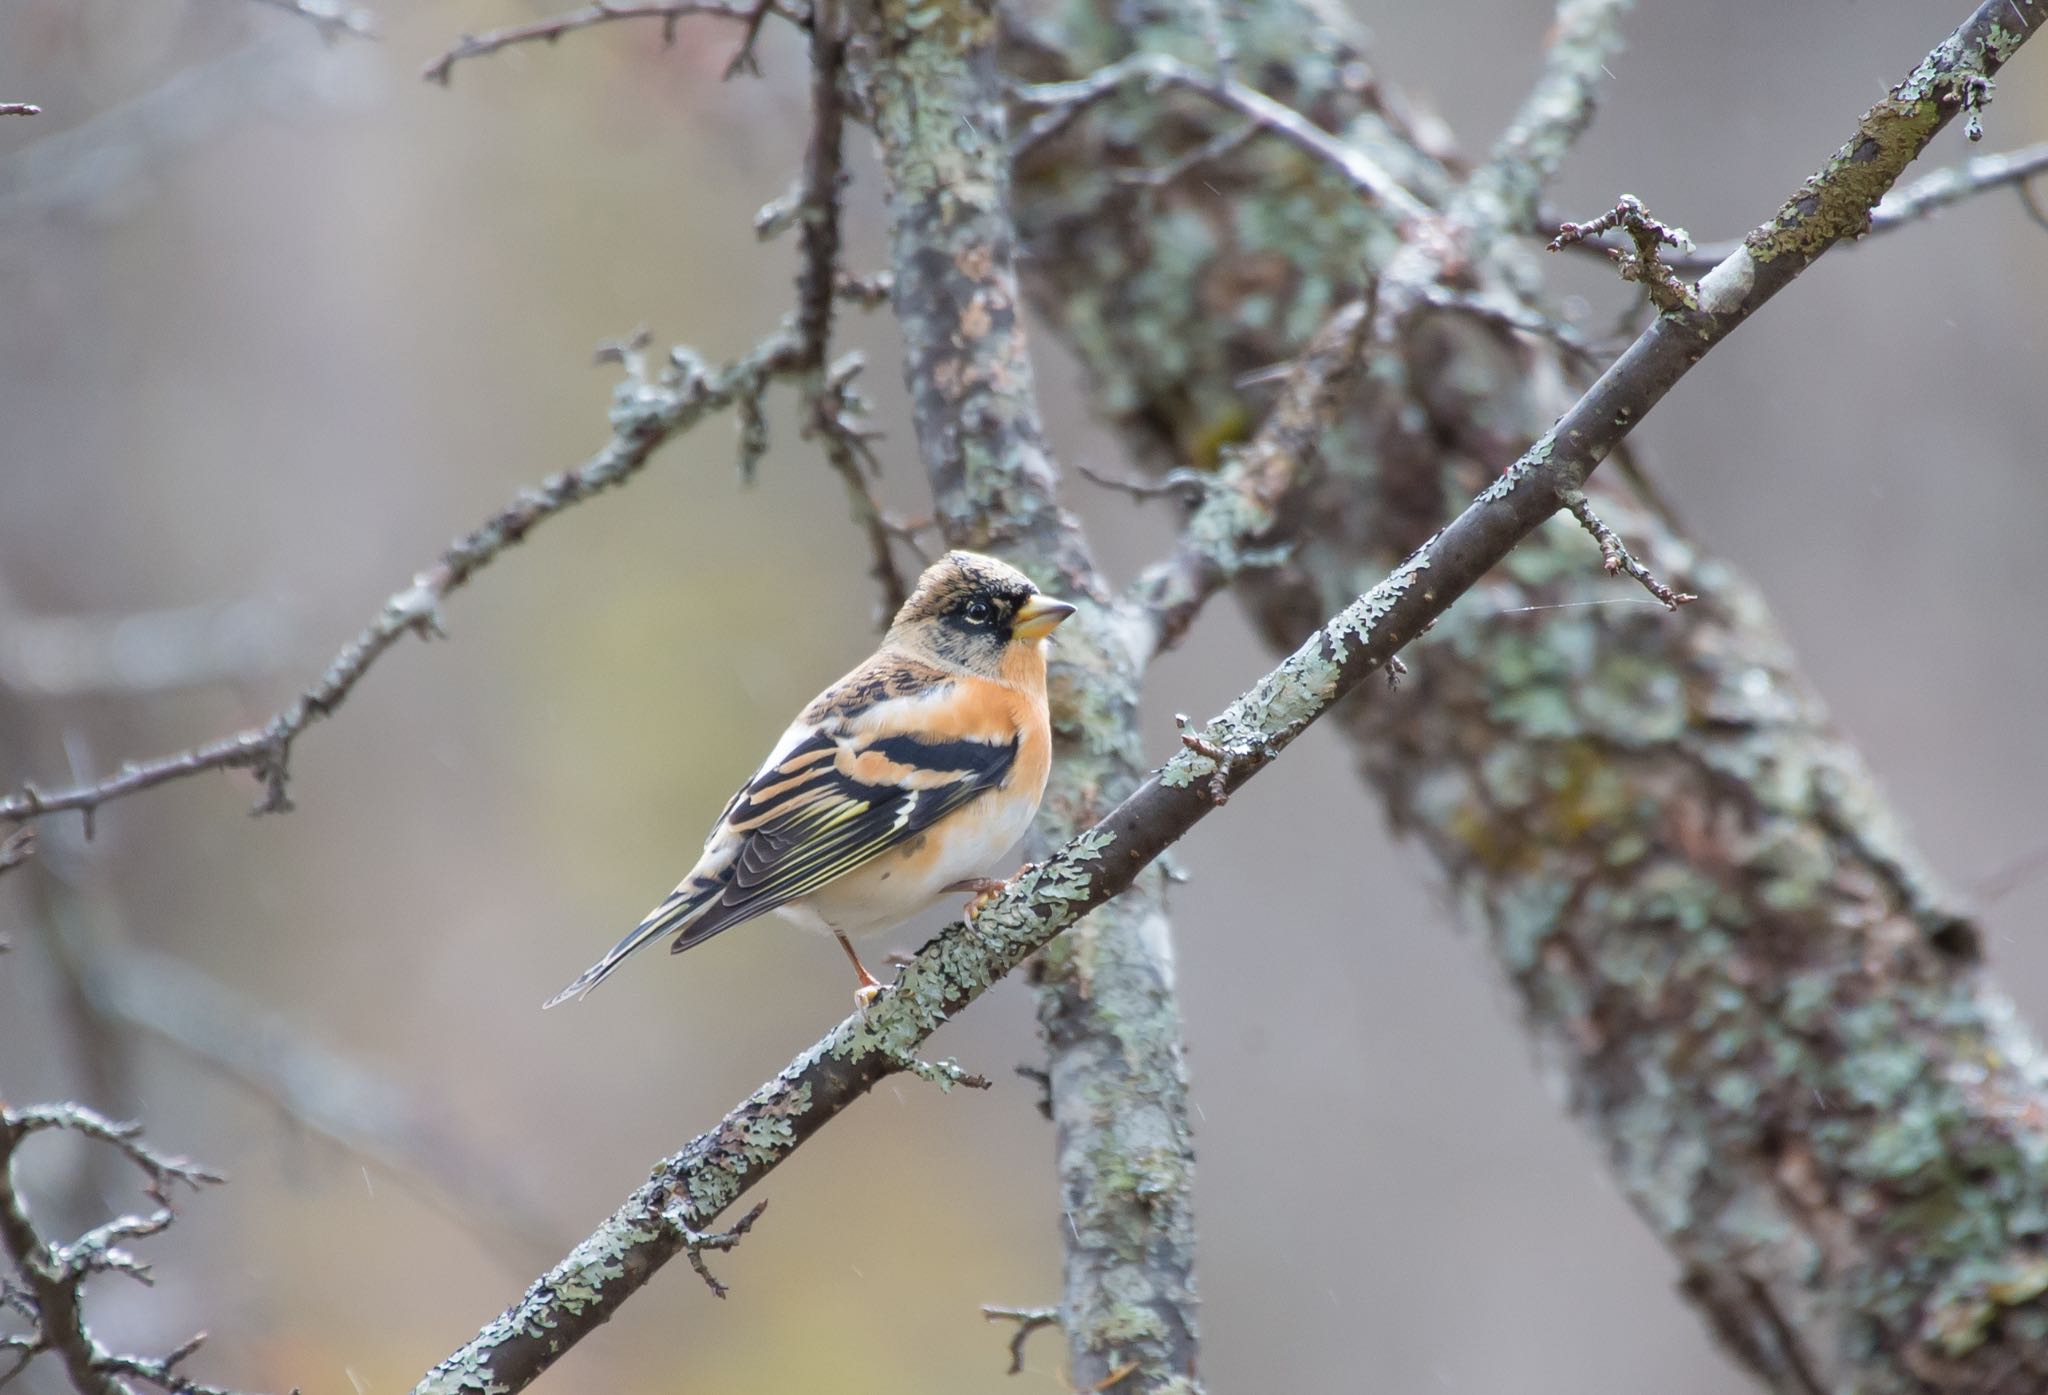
[546,550,1077,1009]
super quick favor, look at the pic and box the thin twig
[0,1101,273,1395]
[409,7,2045,1386]
[0,104,40,117]
[1558,487,1695,608]
[1560,140,2048,272]
[1013,54,1436,226]
[672,1200,767,1297]
[789,0,911,617]
[420,1,790,85]
[1551,194,1697,312]
[0,333,803,838]
[1076,464,1207,503]
[981,1304,1060,1375]
[721,0,780,79]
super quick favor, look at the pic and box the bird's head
[887,550,1078,679]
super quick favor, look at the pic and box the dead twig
[980,1304,1060,1375]
[669,1200,768,1298]
[421,1,795,85]
[1596,139,2048,271]
[0,332,804,841]
[790,0,911,617]
[1550,195,1697,313]
[0,1101,274,1395]
[1558,487,1696,609]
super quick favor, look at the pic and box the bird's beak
[1012,595,1079,641]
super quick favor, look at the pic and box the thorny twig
[0,332,807,845]
[787,0,911,617]
[1558,488,1695,609]
[721,0,781,79]
[420,1,797,85]
[980,1304,1061,1375]
[414,0,2045,1370]
[0,1101,270,1395]
[670,1200,768,1298]
[1627,139,2048,271]
[1550,195,1697,313]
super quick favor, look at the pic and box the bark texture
[848,2,1201,1387]
[1011,2,2048,1391]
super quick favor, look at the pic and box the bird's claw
[945,863,1039,921]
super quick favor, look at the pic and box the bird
[545,550,1077,1010]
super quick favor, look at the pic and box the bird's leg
[943,863,1039,920]
[835,929,883,1009]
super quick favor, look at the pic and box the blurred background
[2,3,2044,1393]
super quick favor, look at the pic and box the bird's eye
[963,599,993,625]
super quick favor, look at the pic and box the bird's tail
[543,881,716,1008]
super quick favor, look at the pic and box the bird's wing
[674,713,1017,948]
[543,656,1015,1007]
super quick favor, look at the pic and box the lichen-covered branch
[847,1,1200,1386]
[1609,138,2048,273]
[1013,2,2048,1392]
[409,335,1682,1390]
[401,5,2044,1377]
[0,332,803,844]
[0,1099,264,1395]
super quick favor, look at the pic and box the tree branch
[420,1,795,85]
[783,0,910,617]
[0,332,801,843]
[850,2,1200,1387]
[1566,138,2048,272]
[1014,0,2048,1388]
[1127,0,1630,658]
[0,1100,268,1395]
[405,11,2041,1383]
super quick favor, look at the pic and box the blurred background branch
[0,1099,247,1395]
[1014,0,2048,1390]
[4,0,2047,1393]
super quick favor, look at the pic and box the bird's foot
[853,969,884,1014]
[944,863,1039,920]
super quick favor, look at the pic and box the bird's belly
[784,789,1037,938]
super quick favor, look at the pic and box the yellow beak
[1012,595,1079,641]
